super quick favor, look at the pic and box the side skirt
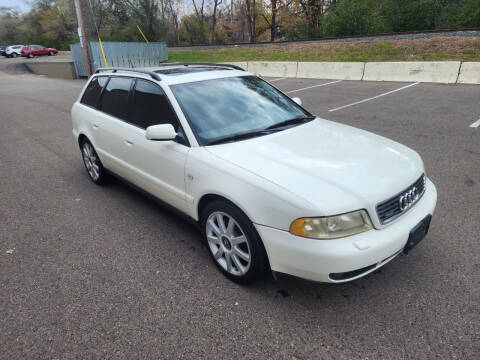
[104,168,200,229]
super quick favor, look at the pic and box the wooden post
[73,0,93,76]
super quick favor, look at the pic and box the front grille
[376,174,426,224]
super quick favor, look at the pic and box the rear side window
[131,79,179,130]
[99,77,133,120]
[80,76,108,108]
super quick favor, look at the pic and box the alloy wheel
[82,142,100,181]
[206,211,251,276]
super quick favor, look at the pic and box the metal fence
[70,42,168,77]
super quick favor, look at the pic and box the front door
[120,79,190,212]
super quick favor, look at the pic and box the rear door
[92,76,137,179]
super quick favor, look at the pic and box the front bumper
[255,178,437,283]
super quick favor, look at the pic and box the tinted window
[80,76,108,108]
[99,77,133,120]
[131,79,178,130]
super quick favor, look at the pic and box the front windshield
[171,76,310,145]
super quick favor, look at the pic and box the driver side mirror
[292,97,302,106]
[146,124,177,141]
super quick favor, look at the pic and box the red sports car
[22,45,58,58]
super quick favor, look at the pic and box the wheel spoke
[207,234,220,244]
[225,253,233,273]
[216,214,227,233]
[92,162,99,175]
[233,246,250,262]
[226,217,235,237]
[208,219,221,236]
[231,254,245,274]
[214,246,224,260]
[230,235,246,246]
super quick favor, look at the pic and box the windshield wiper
[263,115,316,130]
[205,129,275,146]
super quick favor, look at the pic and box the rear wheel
[80,139,108,185]
[201,200,268,284]
[27,53,34,58]
[11,53,17,58]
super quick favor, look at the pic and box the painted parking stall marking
[470,119,480,128]
[328,82,421,112]
[268,77,287,82]
[284,80,343,94]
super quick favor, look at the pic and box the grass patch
[168,37,480,63]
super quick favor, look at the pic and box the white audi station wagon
[71,64,437,284]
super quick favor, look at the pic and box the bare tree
[245,0,256,43]
[211,0,223,44]
[192,0,206,28]
[115,0,158,39]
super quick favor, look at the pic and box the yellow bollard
[137,25,149,43]
[98,37,108,67]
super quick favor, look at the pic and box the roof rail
[95,67,161,81]
[156,62,246,71]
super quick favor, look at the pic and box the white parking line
[470,119,480,128]
[268,77,287,82]
[328,82,421,112]
[285,80,343,94]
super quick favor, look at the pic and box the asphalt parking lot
[0,57,479,359]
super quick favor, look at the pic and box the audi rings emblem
[399,186,419,211]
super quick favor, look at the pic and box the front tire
[48,51,55,56]
[27,53,34,58]
[80,139,108,185]
[11,53,17,58]
[201,200,268,284]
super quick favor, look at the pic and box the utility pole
[73,0,93,77]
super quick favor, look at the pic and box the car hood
[206,118,423,220]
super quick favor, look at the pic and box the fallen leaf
[6,249,14,255]
[75,198,81,202]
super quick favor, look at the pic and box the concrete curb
[457,62,480,84]
[247,61,298,77]
[240,61,478,84]
[24,61,77,79]
[297,62,364,80]
[362,61,461,83]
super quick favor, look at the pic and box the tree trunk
[270,0,277,41]
[211,0,222,44]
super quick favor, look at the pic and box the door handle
[124,139,134,146]
[92,124,99,129]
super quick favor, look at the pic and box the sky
[0,0,31,12]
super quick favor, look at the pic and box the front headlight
[289,210,373,239]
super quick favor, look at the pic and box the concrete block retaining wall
[24,59,479,84]
[24,61,77,79]
[244,61,478,84]
[457,62,480,84]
